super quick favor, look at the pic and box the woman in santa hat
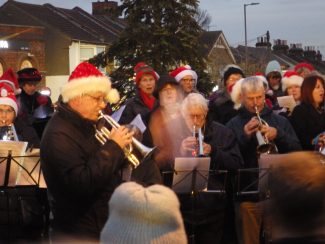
[282,70,303,104]
[0,83,39,147]
[119,62,159,147]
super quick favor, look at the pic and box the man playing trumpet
[41,62,132,243]
[177,93,243,244]
[226,76,301,244]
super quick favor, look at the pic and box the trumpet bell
[257,143,277,155]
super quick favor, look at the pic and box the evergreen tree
[90,0,214,100]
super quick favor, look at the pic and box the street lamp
[244,2,259,73]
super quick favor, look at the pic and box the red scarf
[139,89,156,110]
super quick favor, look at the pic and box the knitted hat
[265,60,282,77]
[169,65,198,85]
[0,83,18,115]
[0,68,21,94]
[17,67,42,84]
[134,62,159,85]
[294,62,315,73]
[222,64,244,86]
[61,62,119,103]
[282,70,303,92]
[100,182,187,244]
[154,74,179,96]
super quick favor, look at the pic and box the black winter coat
[177,119,243,225]
[40,103,125,241]
[227,106,301,169]
[290,102,325,150]
[208,90,238,125]
[226,106,301,198]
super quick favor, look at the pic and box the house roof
[200,31,222,57]
[0,0,125,45]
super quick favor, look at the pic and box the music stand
[172,157,210,194]
[0,143,48,241]
[170,157,228,244]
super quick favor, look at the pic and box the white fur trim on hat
[106,88,120,104]
[282,75,303,92]
[230,78,244,110]
[61,75,110,102]
[1,80,21,95]
[0,97,18,116]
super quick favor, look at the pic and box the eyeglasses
[181,79,195,84]
[186,113,205,121]
[85,94,108,104]
[0,108,14,115]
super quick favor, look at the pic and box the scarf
[139,89,156,110]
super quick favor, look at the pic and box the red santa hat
[61,62,119,103]
[0,68,21,94]
[0,83,18,115]
[134,62,159,85]
[282,70,303,92]
[169,65,198,85]
[294,62,314,73]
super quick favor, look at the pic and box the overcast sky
[1,0,324,55]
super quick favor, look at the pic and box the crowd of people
[0,59,324,244]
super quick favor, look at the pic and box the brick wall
[0,24,45,85]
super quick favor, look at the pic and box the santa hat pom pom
[106,88,120,104]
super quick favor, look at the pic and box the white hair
[181,93,208,117]
[241,76,265,95]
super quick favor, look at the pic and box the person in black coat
[208,64,245,125]
[290,74,325,151]
[40,62,134,242]
[226,76,301,244]
[177,93,243,244]
[119,62,159,147]
[17,67,53,138]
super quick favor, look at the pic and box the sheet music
[16,148,47,188]
[111,105,126,122]
[130,114,146,133]
[172,157,210,193]
[0,141,27,186]
[277,95,296,113]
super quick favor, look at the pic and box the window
[80,45,106,72]
[20,59,33,69]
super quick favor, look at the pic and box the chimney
[92,0,118,16]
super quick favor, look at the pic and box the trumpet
[192,125,205,157]
[254,106,278,154]
[0,122,18,141]
[95,111,156,168]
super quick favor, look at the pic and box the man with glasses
[41,62,133,242]
[170,65,198,97]
[177,93,243,244]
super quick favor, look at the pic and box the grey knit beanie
[100,182,187,244]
